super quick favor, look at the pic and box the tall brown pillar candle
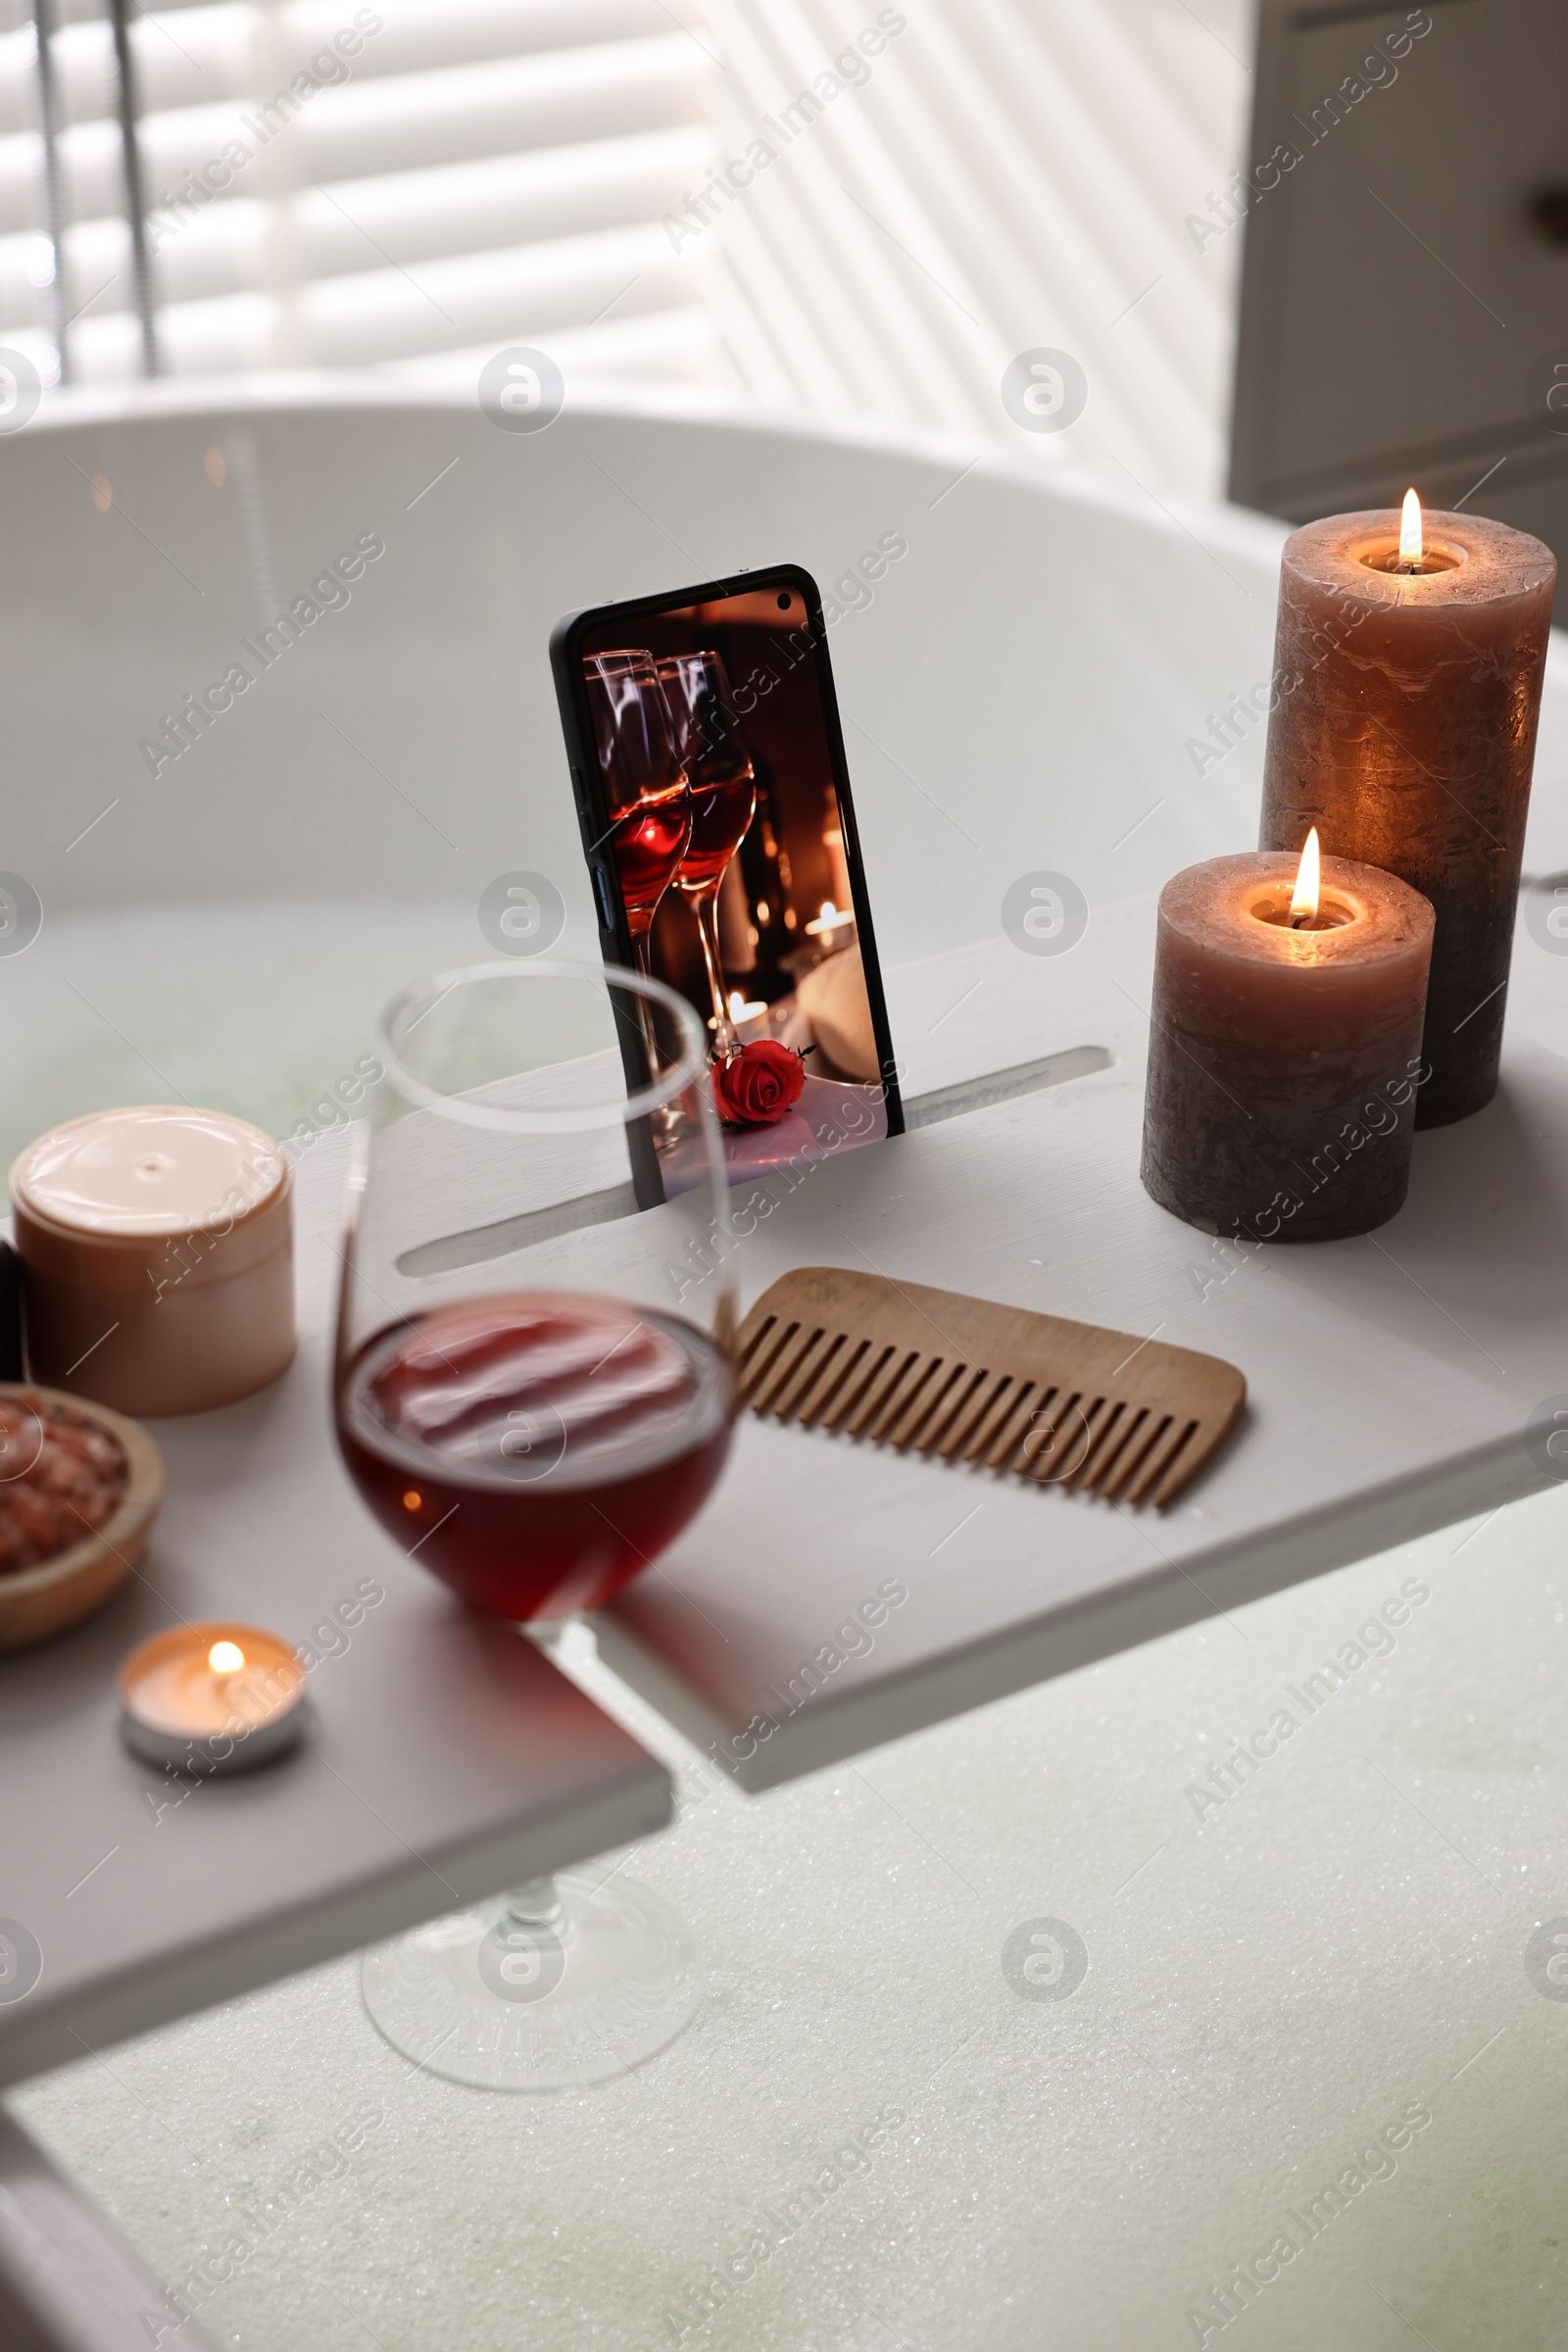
[1258,501,1554,1128]
[1141,844,1434,1242]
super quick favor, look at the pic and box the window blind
[0,0,1248,497]
[692,0,1250,496]
[0,0,730,389]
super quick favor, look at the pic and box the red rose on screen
[711,1040,805,1126]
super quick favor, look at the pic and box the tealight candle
[10,1106,294,1416]
[1141,837,1435,1241]
[119,1621,309,1775]
[804,902,854,944]
[710,988,768,1041]
[1258,495,1555,1127]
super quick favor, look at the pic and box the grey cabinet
[1230,0,1568,616]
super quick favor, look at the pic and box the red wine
[337,1295,734,1620]
[677,774,758,897]
[612,793,691,936]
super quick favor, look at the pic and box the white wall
[696,0,1253,496]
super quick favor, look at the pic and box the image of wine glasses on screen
[656,650,758,1061]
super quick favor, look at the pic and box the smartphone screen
[554,567,902,1193]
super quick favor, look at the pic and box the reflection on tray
[657,1073,888,1198]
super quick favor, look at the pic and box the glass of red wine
[658,648,759,1058]
[337,956,736,2088]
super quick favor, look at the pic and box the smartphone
[551,564,903,1200]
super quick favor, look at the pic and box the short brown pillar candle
[1258,497,1554,1128]
[1141,840,1435,1242]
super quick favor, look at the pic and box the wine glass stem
[506,1877,564,1929]
[627,930,682,1138]
[692,888,738,1056]
[628,931,663,1077]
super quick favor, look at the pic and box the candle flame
[1290,828,1321,923]
[718,989,766,1027]
[1399,487,1422,569]
[208,1640,245,1674]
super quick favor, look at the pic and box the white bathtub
[22,375,1549,1171]
[8,384,1568,2352]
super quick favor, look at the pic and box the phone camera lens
[776,593,791,609]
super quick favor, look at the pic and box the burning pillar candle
[1258,494,1555,1128]
[1141,835,1435,1241]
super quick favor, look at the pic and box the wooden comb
[735,1267,1245,1508]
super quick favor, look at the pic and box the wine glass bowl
[659,648,758,891]
[606,793,693,943]
[583,649,691,945]
[334,959,737,1625]
[336,1288,733,1621]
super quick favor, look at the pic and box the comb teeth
[733,1273,1246,1511]
[736,1336,1166,1495]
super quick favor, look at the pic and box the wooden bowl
[0,1384,165,1652]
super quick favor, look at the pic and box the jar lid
[11,1107,286,1239]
